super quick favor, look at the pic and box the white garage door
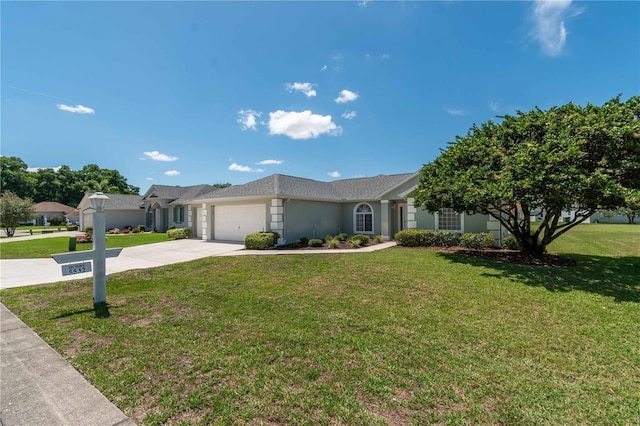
[82,212,93,231]
[214,205,265,242]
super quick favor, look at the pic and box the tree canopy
[0,191,36,237]
[0,158,140,207]
[414,95,640,255]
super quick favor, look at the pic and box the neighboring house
[141,184,216,232]
[65,209,80,225]
[77,193,146,231]
[33,202,76,226]
[179,172,496,245]
[589,211,630,224]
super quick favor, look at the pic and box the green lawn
[1,224,638,425]
[0,233,170,259]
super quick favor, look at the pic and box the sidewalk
[0,303,136,426]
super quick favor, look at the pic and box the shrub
[299,236,309,245]
[308,239,324,247]
[168,226,176,230]
[49,216,64,226]
[167,227,192,240]
[289,241,301,248]
[122,228,131,234]
[131,227,141,233]
[349,238,362,248]
[503,235,521,250]
[395,229,460,247]
[138,225,146,232]
[459,232,495,249]
[337,233,349,241]
[244,232,278,249]
[109,228,120,234]
[351,234,370,246]
[66,225,79,231]
[85,227,93,234]
[374,235,383,243]
[324,234,334,242]
[77,232,93,243]
[327,238,340,249]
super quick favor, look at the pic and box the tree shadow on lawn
[436,250,640,303]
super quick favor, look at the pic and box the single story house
[161,172,502,245]
[77,172,505,245]
[33,202,76,226]
[77,193,146,231]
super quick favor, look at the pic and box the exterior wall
[283,199,341,242]
[105,210,146,231]
[464,213,490,233]
[413,206,436,230]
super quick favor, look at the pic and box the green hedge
[245,232,279,250]
[167,228,192,240]
[395,230,496,248]
[308,238,324,247]
[394,229,460,247]
[459,232,495,249]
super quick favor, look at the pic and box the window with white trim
[436,208,462,232]
[173,206,185,223]
[354,203,374,234]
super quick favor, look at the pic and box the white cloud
[489,102,499,112]
[164,170,180,176]
[444,107,467,116]
[146,177,154,181]
[320,65,327,71]
[268,110,342,140]
[237,109,263,131]
[530,0,583,56]
[335,89,359,104]
[328,171,341,178]
[229,163,264,173]
[56,104,95,114]
[285,82,317,97]
[257,159,283,165]
[358,1,370,8]
[142,151,178,161]
[342,110,357,120]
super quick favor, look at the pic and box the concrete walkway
[0,237,396,425]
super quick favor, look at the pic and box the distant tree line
[0,156,140,208]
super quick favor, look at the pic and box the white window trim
[353,203,374,234]
[434,208,464,233]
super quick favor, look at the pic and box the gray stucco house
[79,172,503,244]
[165,172,500,245]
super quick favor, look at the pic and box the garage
[81,211,93,231]
[213,204,266,241]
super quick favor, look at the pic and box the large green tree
[0,156,35,198]
[0,191,36,237]
[414,95,640,255]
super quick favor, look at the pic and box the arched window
[354,203,374,234]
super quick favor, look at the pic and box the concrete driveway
[0,239,245,289]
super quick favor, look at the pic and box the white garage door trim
[195,207,203,238]
[214,205,266,242]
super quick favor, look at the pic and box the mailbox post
[89,192,109,305]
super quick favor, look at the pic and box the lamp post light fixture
[88,192,109,305]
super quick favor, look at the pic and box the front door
[396,202,407,234]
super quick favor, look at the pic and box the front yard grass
[0,233,170,259]
[1,224,638,424]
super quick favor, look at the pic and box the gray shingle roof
[144,185,192,200]
[171,185,218,204]
[195,173,417,202]
[98,194,144,210]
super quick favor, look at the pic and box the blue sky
[2,1,639,192]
